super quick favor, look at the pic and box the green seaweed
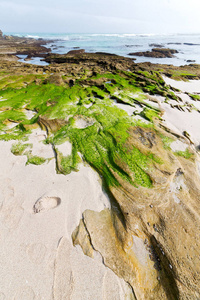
[26,153,47,165]
[0,69,170,188]
[189,93,200,101]
[140,107,161,122]
[55,147,81,175]
[175,148,193,159]
[11,142,32,156]
[0,124,31,141]
[160,134,174,150]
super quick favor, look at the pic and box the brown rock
[149,43,164,48]
[0,54,19,61]
[67,49,85,55]
[74,126,200,299]
[129,48,178,58]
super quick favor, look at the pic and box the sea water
[5,32,200,66]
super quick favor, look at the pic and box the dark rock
[69,79,74,87]
[43,52,135,73]
[184,43,200,46]
[0,33,52,58]
[44,73,64,86]
[128,48,178,58]
[186,60,196,63]
[67,49,85,55]
[95,52,117,56]
[149,44,164,48]
[167,43,182,45]
[73,47,80,49]
[125,45,142,47]
[24,56,32,61]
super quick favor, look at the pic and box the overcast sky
[1,0,200,34]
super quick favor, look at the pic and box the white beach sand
[160,77,200,147]
[163,76,200,93]
[0,140,131,299]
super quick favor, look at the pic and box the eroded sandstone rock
[73,126,200,299]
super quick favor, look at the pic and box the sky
[0,0,200,34]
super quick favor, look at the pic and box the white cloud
[0,0,200,34]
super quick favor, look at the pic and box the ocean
[5,32,200,66]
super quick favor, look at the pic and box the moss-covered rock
[0,52,200,299]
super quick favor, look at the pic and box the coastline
[0,31,200,299]
[3,31,200,66]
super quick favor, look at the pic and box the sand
[161,77,200,146]
[163,76,200,93]
[0,139,132,299]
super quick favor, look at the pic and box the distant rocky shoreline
[0,30,52,62]
[128,47,179,58]
[0,30,198,64]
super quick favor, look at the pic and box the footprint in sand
[13,286,35,300]
[1,203,24,230]
[27,243,47,265]
[33,196,61,213]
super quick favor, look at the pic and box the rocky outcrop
[73,125,200,299]
[1,46,200,298]
[67,49,85,55]
[129,48,178,58]
[0,54,19,61]
[184,43,200,46]
[167,43,182,45]
[43,52,135,73]
[0,30,51,60]
[149,43,164,48]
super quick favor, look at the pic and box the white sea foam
[26,34,40,38]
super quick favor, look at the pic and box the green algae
[160,134,174,150]
[0,74,46,90]
[170,71,197,81]
[11,142,32,156]
[51,117,157,187]
[175,148,193,159]
[11,141,49,166]
[0,109,26,123]
[0,70,170,188]
[140,107,161,122]
[55,147,81,175]
[188,93,200,101]
[0,124,31,141]
[26,153,47,165]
